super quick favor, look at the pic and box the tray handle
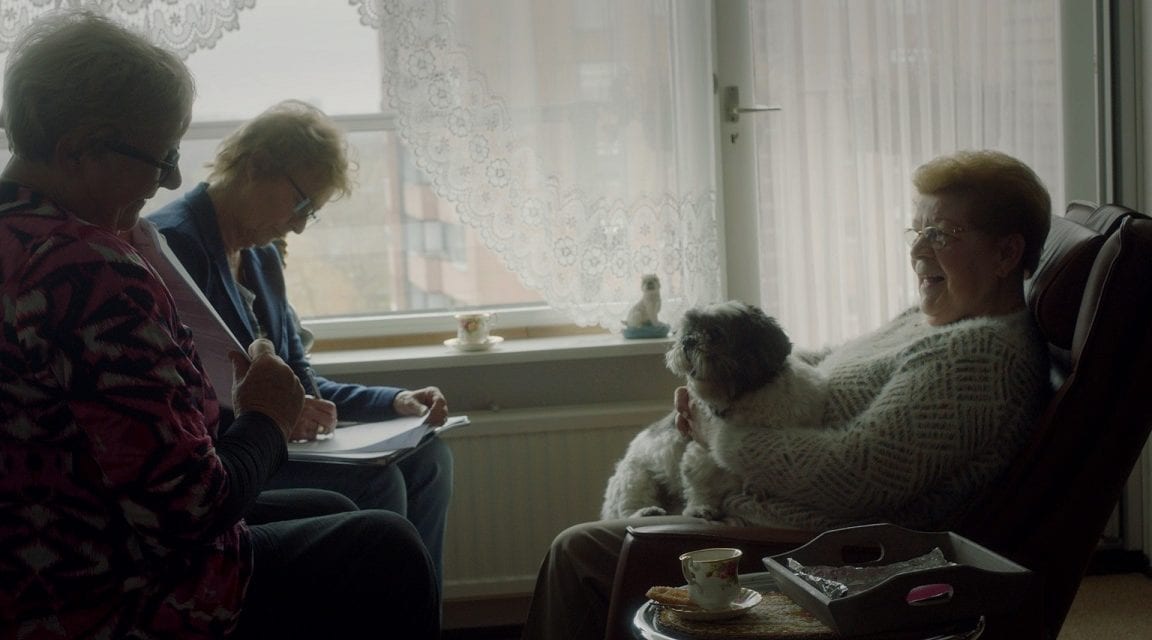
[788,523,948,565]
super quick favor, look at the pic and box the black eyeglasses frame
[105,141,179,184]
[286,174,318,225]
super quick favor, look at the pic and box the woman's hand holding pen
[284,366,338,442]
[289,396,339,442]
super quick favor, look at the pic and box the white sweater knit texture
[709,307,1050,530]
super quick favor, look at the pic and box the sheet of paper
[286,449,405,464]
[433,415,471,436]
[287,415,470,458]
[294,414,429,454]
[127,220,249,409]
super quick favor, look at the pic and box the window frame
[0,0,1106,346]
[168,112,577,343]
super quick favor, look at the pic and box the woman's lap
[521,515,702,640]
[237,510,439,639]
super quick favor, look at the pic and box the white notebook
[287,415,470,463]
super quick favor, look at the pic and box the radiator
[440,402,667,601]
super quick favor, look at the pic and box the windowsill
[308,332,675,376]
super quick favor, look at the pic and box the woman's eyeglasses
[904,225,966,249]
[286,174,318,226]
[105,141,179,184]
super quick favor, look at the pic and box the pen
[301,366,334,440]
[302,366,322,398]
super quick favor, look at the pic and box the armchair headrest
[1065,201,1146,237]
[1024,215,1104,356]
[1070,217,1152,363]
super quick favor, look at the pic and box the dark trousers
[233,509,440,639]
[263,436,454,590]
[245,487,358,524]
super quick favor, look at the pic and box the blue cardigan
[148,183,403,425]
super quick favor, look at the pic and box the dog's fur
[601,301,826,522]
[625,274,662,327]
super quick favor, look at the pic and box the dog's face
[641,274,660,293]
[665,301,792,409]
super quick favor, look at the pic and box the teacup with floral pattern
[454,312,495,345]
[679,547,742,610]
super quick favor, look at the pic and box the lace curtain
[749,0,1063,348]
[2,1,1063,343]
[349,0,720,330]
[0,0,254,59]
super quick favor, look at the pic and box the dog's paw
[682,505,721,521]
[631,506,668,517]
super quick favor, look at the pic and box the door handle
[723,85,781,123]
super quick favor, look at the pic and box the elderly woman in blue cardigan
[147,100,454,591]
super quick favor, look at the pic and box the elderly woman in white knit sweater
[521,149,1052,640]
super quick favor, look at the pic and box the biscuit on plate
[645,585,693,607]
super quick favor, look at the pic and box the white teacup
[455,312,495,345]
[679,547,742,610]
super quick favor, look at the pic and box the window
[0,0,1087,348]
[140,2,546,327]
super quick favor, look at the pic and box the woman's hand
[675,386,713,448]
[287,396,339,442]
[393,386,449,426]
[675,386,696,441]
[230,339,305,441]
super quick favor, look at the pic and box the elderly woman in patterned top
[0,11,438,639]
[521,149,1053,640]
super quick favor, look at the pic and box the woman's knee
[346,511,429,562]
[347,508,419,538]
[402,437,454,488]
[550,520,625,565]
[424,436,454,472]
[345,511,436,595]
[341,464,407,512]
[246,488,358,525]
[290,488,358,515]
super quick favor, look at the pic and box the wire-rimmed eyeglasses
[286,174,318,226]
[903,225,966,249]
[105,141,179,184]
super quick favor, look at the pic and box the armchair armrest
[604,523,816,640]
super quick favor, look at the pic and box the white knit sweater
[706,307,1050,530]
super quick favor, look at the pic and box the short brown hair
[913,150,1051,276]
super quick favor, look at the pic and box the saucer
[661,587,762,621]
[444,336,504,352]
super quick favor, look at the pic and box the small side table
[632,573,984,640]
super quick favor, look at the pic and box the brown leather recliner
[604,206,1152,640]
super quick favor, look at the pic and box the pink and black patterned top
[0,183,283,638]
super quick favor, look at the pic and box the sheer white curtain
[751,0,1063,348]
[0,0,254,59]
[351,0,720,330]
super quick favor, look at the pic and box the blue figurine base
[622,322,671,340]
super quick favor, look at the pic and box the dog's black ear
[721,305,793,399]
[747,306,792,356]
[739,308,792,388]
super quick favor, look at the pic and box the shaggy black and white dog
[600,301,825,522]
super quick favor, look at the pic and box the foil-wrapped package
[787,547,955,599]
